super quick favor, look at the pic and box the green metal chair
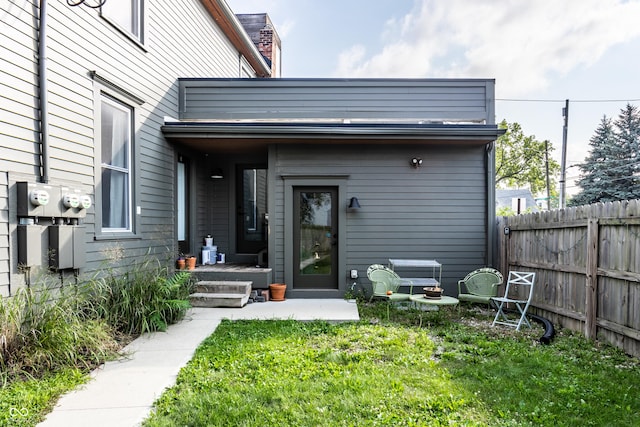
[367,264,414,318]
[457,267,503,308]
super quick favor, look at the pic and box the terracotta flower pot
[177,259,186,270]
[269,283,286,301]
[186,257,196,270]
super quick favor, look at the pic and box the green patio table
[409,294,459,326]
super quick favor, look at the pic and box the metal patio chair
[491,271,536,331]
[457,267,503,308]
[367,264,413,318]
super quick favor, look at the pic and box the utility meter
[63,194,80,209]
[79,195,92,210]
[29,189,50,206]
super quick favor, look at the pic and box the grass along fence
[496,199,640,357]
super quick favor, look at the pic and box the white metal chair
[491,271,536,331]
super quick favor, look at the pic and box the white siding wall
[0,0,254,294]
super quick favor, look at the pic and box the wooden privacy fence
[496,199,640,357]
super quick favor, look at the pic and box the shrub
[0,283,118,382]
[95,258,194,335]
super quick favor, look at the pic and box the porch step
[190,280,252,308]
[193,265,272,288]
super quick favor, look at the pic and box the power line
[497,98,640,103]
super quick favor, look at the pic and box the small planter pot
[269,283,286,301]
[186,257,197,270]
[177,259,186,270]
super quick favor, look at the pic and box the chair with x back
[491,271,536,331]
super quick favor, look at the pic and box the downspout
[37,0,50,184]
[486,141,496,266]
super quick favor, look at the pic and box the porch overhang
[161,120,505,153]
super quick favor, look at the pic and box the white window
[100,95,133,232]
[101,0,143,41]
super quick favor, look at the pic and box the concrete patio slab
[38,299,359,427]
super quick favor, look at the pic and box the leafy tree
[495,120,560,196]
[571,104,640,206]
[496,205,537,217]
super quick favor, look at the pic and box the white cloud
[333,0,640,97]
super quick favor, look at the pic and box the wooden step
[190,280,252,308]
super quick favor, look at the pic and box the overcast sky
[226,0,640,194]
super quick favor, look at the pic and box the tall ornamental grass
[94,258,193,335]
[0,283,118,382]
[1,254,194,426]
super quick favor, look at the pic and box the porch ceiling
[161,121,505,153]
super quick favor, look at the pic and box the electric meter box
[49,225,85,269]
[17,182,90,219]
[17,224,46,267]
[60,186,90,219]
[17,182,58,218]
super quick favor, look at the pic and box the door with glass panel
[293,187,338,289]
[236,165,268,253]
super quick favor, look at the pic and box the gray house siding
[178,78,495,123]
[0,173,8,296]
[271,144,487,294]
[192,151,268,262]
[1,2,39,178]
[1,1,263,294]
[162,77,501,298]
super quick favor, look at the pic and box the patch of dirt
[454,305,547,342]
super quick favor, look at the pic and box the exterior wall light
[348,197,361,209]
[210,168,224,179]
[66,0,107,8]
[410,157,423,168]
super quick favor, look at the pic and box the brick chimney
[236,13,282,78]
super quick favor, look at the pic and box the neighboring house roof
[200,0,271,77]
[496,189,539,213]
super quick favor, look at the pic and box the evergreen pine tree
[571,104,640,205]
[612,104,640,200]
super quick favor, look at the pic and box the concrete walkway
[38,299,360,427]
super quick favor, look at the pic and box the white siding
[1,0,256,293]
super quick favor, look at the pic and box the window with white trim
[101,0,143,41]
[100,95,133,232]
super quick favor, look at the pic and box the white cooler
[201,245,217,265]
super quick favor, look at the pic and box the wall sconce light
[410,157,423,168]
[348,197,361,209]
[66,0,107,8]
[210,168,224,179]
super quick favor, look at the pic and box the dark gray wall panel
[180,78,495,124]
[272,143,489,293]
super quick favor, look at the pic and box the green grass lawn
[143,303,640,427]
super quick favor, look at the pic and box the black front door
[236,165,267,254]
[293,187,338,289]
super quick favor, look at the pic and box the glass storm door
[236,165,268,253]
[293,187,338,289]
[177,156,190,256]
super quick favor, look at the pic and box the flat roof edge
[161,122,505,139]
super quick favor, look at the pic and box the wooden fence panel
[497,199,640,358]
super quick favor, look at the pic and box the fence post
[585,218,599,340]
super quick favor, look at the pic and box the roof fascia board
[161,123,505,140]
